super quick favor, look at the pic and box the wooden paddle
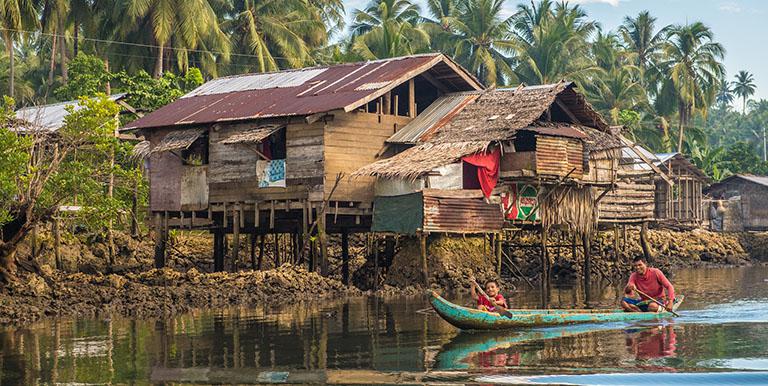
[635,288,680,317]
[471,279,514,318]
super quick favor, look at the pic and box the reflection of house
[121,54,483,271]
[705,174,768,231]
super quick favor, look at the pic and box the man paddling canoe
[621,256,676,313]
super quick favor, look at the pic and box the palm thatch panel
[352,141,488,180]
[219,125,283,144]
[429,82,608,144]
[131,140,151,162]
[151,128,206,153]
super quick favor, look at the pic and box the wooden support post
[394,94,399,116]
[214,230,225,272]
[582,232,591,302]
[540,227,549,287]
[131,179,139,237]
[419,233,428,286]
[318,212,328,276]
[341,229,350,286]
[269,201,275,229]
[257,235,265,271]
[613,226,621,261]
[495,232,503,274]
[274,233,280,268]
[52,217,61,270]
[153,212,166,269]
[640,221,653,263]
[384,236,395,267]
[408,78,416,118]
[31,224,38,258]
[373,235,380,291]
[249,233,256,270]
[232,208,240,272]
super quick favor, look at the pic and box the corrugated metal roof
[737,174,768,187]
[123,54,483,131]
[387,91,480,144]
[15,93,126,132]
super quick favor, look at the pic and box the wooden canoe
[429,291,676,330]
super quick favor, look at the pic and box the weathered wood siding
[598,182,655,223]
[584,149,619,183]
[148,128,184,211]
[180,166,209,211]
[208,120,324,203]
[710,180,768,230]
[536,136,583,177]
[324,112,412,202]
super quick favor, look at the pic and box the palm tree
[511,0,598,85]
[421,0,460,54]
[658,22,725,153]
[715,77,734,108]
[732,70,756,114]
[0,0,39,97]
[451,0,516,86]
[224,0,327,73]
[350,0,429,60]
[618,11,669,75]
[116,0,230,77]
[582,30,646,124]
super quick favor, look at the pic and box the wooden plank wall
[148,128,184,211]
[584,149,619,183]
[536,136,583,177]
[208,120,325,203]
[324,112,412,202]
[599,182,655,223]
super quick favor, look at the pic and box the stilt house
[120,54,483,271]
[355,82,618,237]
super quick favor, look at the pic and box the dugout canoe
[429,291,676,330]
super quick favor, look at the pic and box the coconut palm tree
[115,0,229,77]
[618,11,669,75]
[350,0,429,60]
[0,0,39,97]
[511,0,598,85]
[732,70,756,114]
[715,77,734,108]
[657,22,725,153]
[450,0,516,86]
[224,0,327,73]
[421,0,461,54]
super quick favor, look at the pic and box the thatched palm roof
[351,141,488,180]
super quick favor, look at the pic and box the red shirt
[628,267,675,301]
[478,294,507,311]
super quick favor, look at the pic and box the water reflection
[0,266,766,384]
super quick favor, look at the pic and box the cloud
[567,0,621,6]
[719,2,742,13]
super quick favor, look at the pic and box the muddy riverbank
[2,227,767,326]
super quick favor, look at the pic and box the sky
[342,0,768,101]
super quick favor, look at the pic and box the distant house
[705,174,768,231]
[120,53,484,271]
[15,93,129,134]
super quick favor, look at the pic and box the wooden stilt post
[131,179,139,237]
[419,232,428,286]
[495,232,502,274]
[153,212,166,269]
[274,233,280,268]
[540,226,549,286]
[341,229,350,286]
[614,225,621,261]
[213,230,225,272]
[53,217,61,270]
[232,208,240,272]
[31,224,38,258]
[640,221,652,263]
[582,232,591,304]
[250,233,256,270]
[384,236,395,267]
[257,235,265,270]
[318,211,328,276]
[373,235,380,291]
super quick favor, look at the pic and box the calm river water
[1,265,767,385]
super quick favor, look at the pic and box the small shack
[120,54,483,274]
[652,152,709,224]
[705,174,768,231]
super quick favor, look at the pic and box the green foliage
[54,54,112,100]
[0,96,32,226]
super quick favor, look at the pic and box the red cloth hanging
[462,148,500,198]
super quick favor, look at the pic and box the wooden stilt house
[120,54,483,272]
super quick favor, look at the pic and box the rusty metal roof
[387,91,481,144]
[16,93,126,132]
[123,54,483,131]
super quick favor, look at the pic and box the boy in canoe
[621,256,676,313]
[471,279,508,313]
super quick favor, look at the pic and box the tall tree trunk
[48,31,57,88]
[73,20,79,57]
[4,32,14,98]
[104,57,111,94]
[154,44,164,78]
[59,22,68,81]
[677,102,686,154]
[743,97,747,115]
